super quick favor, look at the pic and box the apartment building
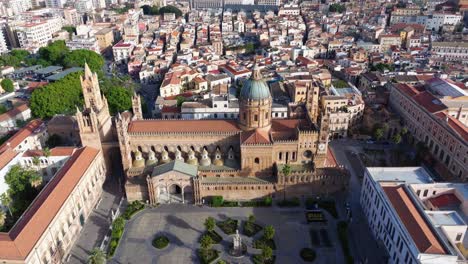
[45,0,64,8]
[426,12,462,31]
[63,8,82,26]
[431,42,468,63]
[0,146,106,264]
[95,28,114,51]
[361,167,467,264]
[112,41,134,64]
[15,18,63,52]
[389,83,467,180]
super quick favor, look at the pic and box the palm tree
[0,211,6,228]
[43,147,51,162]
[29,173,42,188]
[281,164,291,201]
[32,156,40,170]
[0,193,12,217]
[87,248,106,264]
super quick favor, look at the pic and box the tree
[104,86,132,114]
[38,40,69,65]
[142,5,160,15]
[374,128,384,141]
[282,164,291,201]
[0,105,7,114]
[0,211,5,228]
[400,127,408,135]
[244,43,255,54]
[0,50,30,67]
[329,3,346,13]
[204,217,215,232]
[32,156,40,169]
[30,72,83,118]
[0,193,12,217]
[158,5,183,17]
[1,78,14,93]
[176,96,186,107]
[87,248,106,264]
[261,246,273,260]
[4,165,41,217]
[248,214,255,223]
[63,49,105,73]
[392,133,402,145]
[200,234,213,249]
[263,225,275,240]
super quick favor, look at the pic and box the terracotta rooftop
[0,148,19,171]
[0,147,99,260]
[22,147,76,158]
[395,83,420,97]
[413,91,447,113]
[0,119,43,152]
[428,193,461,209]
[128,119,241,134]
[383,185,447,255]
[241,129,271,145]
[434,112,468,141]
[0,104,30,122]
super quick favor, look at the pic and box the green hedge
[198,249,219,264]
[211,196,272,207]
[243,221,263,237]
[216,218,238,235]
[338,221,353,264]
[277,197,300,207]
[122,200,144,220]
[108,217,125,257]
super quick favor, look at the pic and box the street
[330,139,388,264]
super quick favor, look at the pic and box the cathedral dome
[240,64,271,101]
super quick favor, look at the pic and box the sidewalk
[67,177,122,264]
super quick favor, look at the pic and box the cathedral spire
[84,61,93,79]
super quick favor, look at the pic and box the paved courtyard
[109,204,344,264]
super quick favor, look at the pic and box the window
[456,233,462,241]
[254,157,260,164]
[254,114,258,122]
[423,189,428,197]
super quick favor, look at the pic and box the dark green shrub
[300,248,316,262]
[212,196,224,207]
[152,235,169,249]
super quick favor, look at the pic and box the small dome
[132,150,145,168]
[160,149,170,164]
[200,148,211,166]
[175,149,184,162]
[240,64,271,101]
[213,149,224,166]
[187,149,198,165]
[146,150,157,166]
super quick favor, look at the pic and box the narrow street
[330,139,388,264]
[67,175,122,264]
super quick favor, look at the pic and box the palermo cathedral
[75,63,348,204]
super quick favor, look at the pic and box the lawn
[198,249,219,264]
[243,221,263,237]
[216,218,238,235]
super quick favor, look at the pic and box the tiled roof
[383,185,447,255]
[0,104,30,122]
[22,147,76,157]
[241,129,271,145]
[0,147,99,260]
[0,148,19,171]
[151,160,198,177]
[434,112,468,141]
[128,119,241,134]
[0,119,43,152]
[428,193,461,209]
[412,91,447,113]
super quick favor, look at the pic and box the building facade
[119,65,348,204]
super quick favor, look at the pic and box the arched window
[254,157,260,164]
[254,114,258,121]
[265,112,268,120]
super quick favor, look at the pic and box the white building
[361,167,467,264]
[426,12,462,31]
[112,41,135,64]
[75,0,93,13]
[0,30,8,54]
[66,33,100,53]
[0,147,106,264]
[63,8,82,26]
[5,0,32,16]
[15,17,63,52]
[45,0,63,8]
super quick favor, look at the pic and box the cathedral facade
[115,65,349,204]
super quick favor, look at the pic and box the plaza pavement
[109,204,344,264]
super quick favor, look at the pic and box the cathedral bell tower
[76,62,112,148]
[238,64,272,131]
